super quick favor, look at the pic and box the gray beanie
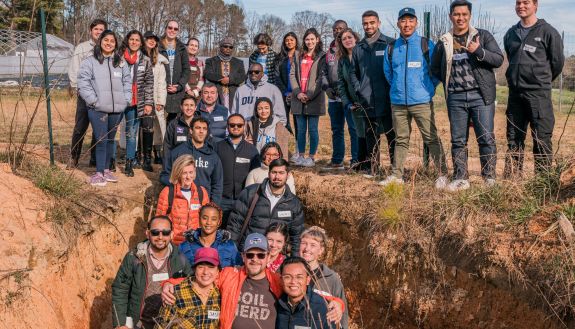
[219,36,235,47]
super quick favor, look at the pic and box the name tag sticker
[408,61,422,68]
[534,37,542,42]
[452,53,469,61]
[208,310,220,320]
[523,44,536,53]
[190,204,201,211]
[301,59,309,64]
[236,157,250,164]
[278,210,291,218]
[152,273,169,282]
[375,50,385,56]
[294,326,311,329]
[113,71,122,78]
[191,67,198,71]
[177,136,187,142]
[213,116,224,122]
[137,65,145,72]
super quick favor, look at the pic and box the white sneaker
[484,178,496,187]
[294,156,305,166]
[290,153,301,163]
[378,175,404,186]
[435,176,448,190]
[301,157,315,167]
[447,179,470,192]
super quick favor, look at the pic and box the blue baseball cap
[243,233,268,252]
[398,7,417,20]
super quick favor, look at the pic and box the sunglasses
[167,26,179,31]
[150,229,172,236]
[248,70,262,75]
[221,45,234,49]
[245,252,267,260]
[228,123,244,128]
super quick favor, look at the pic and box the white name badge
[137,65,145,72]
[295,326,311,329]
[208,310,220,320]
[125,317,134,328]
[375,50,385,56]
[452,53,469,61]
[152,272,169,282]
[190,204,201,211]
[213,116,224,122]
[113,71,122,78]
[408,61,422,68]
[278,210,291,218]
[301,59,309,64]
[534,37,542,42]
[523,44,536,53]
[191,67,198,71]
[236,157,250,164]
[177,135,187,142]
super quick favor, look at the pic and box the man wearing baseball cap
[380,7,448,189]
[155,247,222,328]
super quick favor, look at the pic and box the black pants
[220,197,236,229]
[364,115,395,174]
[505,89,555,175]
[70,96,96,162]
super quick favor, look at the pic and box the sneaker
[322,162,345,170]
[447,179,470,192]
[435,176,448,190]
[103,169,118,183]
[301,157,315,167]
[484,178,496,187]
[378,175,404,186]
[290,153,301,163]
[293,156,305,166]
[89,173,107,187]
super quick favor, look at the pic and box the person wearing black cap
[503,0,564,176]
[430,0,503,192]
[204,37,246,110]
[380,8,447,189]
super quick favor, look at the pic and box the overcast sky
[236,0,575,54]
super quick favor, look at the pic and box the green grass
[28,163,80,199]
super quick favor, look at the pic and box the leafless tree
[290,10,334,48]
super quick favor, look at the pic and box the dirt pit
[1,165,573,328]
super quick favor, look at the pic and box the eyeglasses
[264,153,280,158]
[245,252,267,259]
[248,70,262,75]
[221,45,234,49]
[150,229,172,236]
[167,26,179,31]
[228,123,244,128]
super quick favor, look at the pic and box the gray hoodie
[231,77,287,124]
[313,263,349,329]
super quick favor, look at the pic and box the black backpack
[166,184,206,215]
[387,37,433,78]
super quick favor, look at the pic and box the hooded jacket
[159,38,191,113]
[179,229,242,267]
[69,39,95,89]
[163,113,191,161]
[111,241,191,328]
[232,77,287,124]
[77,55,132,113]
[160,138,224,205]
[504,19,564,91]
[349,31,395,118]
[431,26,503,105]
[227,179,304,254]
[312,263,349,329]
[216,137,260,200]
[152,54,169,106]
[289,51,327,116]
[276,286,333,329]
[194,101,229,142]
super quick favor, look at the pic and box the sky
[234,0,575,54]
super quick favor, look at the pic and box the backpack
[387,36,432,78]
[166,184,206,215]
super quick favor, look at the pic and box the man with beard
[195,82,230,142]
[112,216,191,329]
[216,114,260,228]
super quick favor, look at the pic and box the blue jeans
[447,90,497,180]
[124,106,140,160]
[88,110,123,173]
[295,115,319,156]
[328,101,358,164]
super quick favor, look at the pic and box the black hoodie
[504,19,564,91]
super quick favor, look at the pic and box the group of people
[65,0,564,328]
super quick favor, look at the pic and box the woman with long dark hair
[119,30,154,176]
[289,28,326,167]
[275,32,299,134]
[245,97,289,157]
[78,30,131,186]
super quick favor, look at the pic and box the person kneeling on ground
[245,142,296,194]
[179,202,242,267]
[154,247,221,329]
[156,154,209,245]
[276,256,333,329]
[245,97,290,158]
[112,216,191,329]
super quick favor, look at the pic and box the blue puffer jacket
[384,32,439,106]
[194,101,229,142]
[179,229,242,267]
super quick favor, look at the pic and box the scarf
[217,49,232,62]
[124,49,139,106]
[366,30,381,47]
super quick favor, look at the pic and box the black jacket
[275,287,332,329]
[163,114,190,161]
[349,32,395,118]
[159,39,191,114]
[504,19,565,91]
[216,138,260,200]
[228,179,304,254]
[431,27,504,106]
[203,56,246,110]
[275,54,293,95]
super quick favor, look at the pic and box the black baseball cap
[143,31,159,42]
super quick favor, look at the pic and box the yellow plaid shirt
[154,277,221,329]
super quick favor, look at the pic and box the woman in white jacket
[144,31,168,165]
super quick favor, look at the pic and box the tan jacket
[68,40,95,88]
[153,54,169,106]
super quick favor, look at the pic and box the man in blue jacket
[380,8,448,189]
[195,82,229,143]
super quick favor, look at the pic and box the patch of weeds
[525,163,565,205]
[29,164,80,199]
[560,203,575,222]
[3,290,22,307]
[47,205,72,226]
[509,197,540,225]
[377,183,405,227]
